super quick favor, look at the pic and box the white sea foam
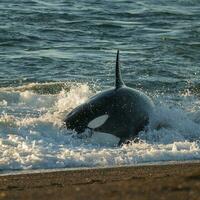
[0,82,200,171]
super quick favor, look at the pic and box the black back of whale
[64,50,154,143]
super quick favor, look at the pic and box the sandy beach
[0,162,200,200]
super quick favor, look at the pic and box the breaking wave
[0,82,200,172]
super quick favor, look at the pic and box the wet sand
[0,162,200,200]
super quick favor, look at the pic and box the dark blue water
[1,0,200,172]
[1,0,200,91]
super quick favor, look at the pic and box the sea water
[1,0,200,172]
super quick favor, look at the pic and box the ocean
[1,0,200,172]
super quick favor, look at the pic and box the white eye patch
[88,114,109,129]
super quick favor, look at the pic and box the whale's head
[64,88,116,133]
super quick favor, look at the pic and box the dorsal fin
[115,50,125,89]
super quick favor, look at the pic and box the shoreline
[1,160,200,176]
[0,162,200,200]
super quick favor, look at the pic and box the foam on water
[0,82,200,172]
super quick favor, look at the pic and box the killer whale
[64,50,154,144]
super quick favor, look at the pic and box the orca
[64,50,154,145]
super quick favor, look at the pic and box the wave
[0,82,200,171]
